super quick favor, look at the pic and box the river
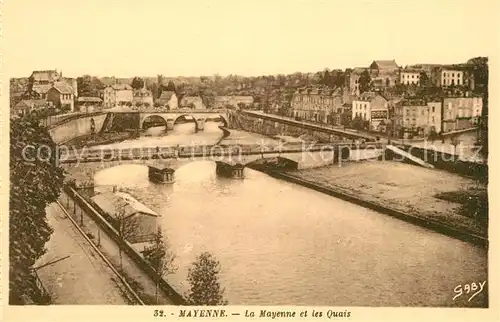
[92,123,487,307]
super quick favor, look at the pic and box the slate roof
[14,99,49,109]
[370,60,399,70]
[91,191,158,220]
[32,84,52,94]
[111,84,133,91]
[52,82,74,94]
[31,70,59,82]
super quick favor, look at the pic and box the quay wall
[65,185,186,305]
[395,145,487,182]
[229,111,372,143]
[49,114,107,144]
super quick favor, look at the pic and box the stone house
[47,82,75,112]
[351,92,389,131]
[103,84,134,108]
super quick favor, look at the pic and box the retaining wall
[65,186,186,305]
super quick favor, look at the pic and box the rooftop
[91,191,159,220]
[52,82,74,94]
[370,60,399,70]
[109,84,133,91]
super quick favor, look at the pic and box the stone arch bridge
[138,110,231,132]
[62,144,382,186]
[48,109,233,144]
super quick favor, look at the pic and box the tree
[10,115,65,304]
[419,71,430,87]
[359,70,372,93]
[186,252,227,305]
[131,77,145,90]
[143,228,177,304]
[114,200,138,271]
[350,116,363,130]
[319,70,331,87]
[77,75,103,97]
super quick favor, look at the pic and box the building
[133,88,154,106]
[400,69,421,85]
[180,96,205,109]
[290,88,343,124]
[77,97,103,112]
[351,92,389,131]
[25,70,77,100]
[214,96,254,108]
[345,67,367,96]
[91,191,159,244]
[157,91,178,109]
[368,60,400,89]
[11,99,53,118]
[438,67,465,87]
[103,84,134,108]
[30,70,61,84]
[47,82,75,112]
[442,96,483,132]
[393,98,442,138]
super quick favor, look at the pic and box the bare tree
[143,228,177,304]
[114,200,138,271]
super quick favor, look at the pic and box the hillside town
[10,57,488,142]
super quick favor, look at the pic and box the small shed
[91,191,159,243]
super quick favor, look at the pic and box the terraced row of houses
[289,59,483,138]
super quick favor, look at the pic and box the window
[457,79,460,85]
[432,116,435,123]
[432,106,435,113]
[452,73,455,77]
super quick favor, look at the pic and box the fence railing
[64,185,186,305]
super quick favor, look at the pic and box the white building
[439,69,464,87]
[400,69,421,85]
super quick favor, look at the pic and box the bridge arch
[141,114,168,130]
[173,114,201,131]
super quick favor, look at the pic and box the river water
[93,123,488,307]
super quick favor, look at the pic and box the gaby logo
[453,281,486,302]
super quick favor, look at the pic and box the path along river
[93,121,487,307]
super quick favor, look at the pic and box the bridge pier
[148,165,175,183]
[215,161,244,179]
[195,118,205,132]
[166,118,175,131]
[334,146,350,163]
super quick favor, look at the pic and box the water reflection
[94,161,487,307]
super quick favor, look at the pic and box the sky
[3,0,498,78]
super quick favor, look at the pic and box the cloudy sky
[4,0,498,78]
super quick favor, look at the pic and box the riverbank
[64,132,134,148]
[257,161,487,247]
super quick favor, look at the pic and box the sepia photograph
[2,0,496,318]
